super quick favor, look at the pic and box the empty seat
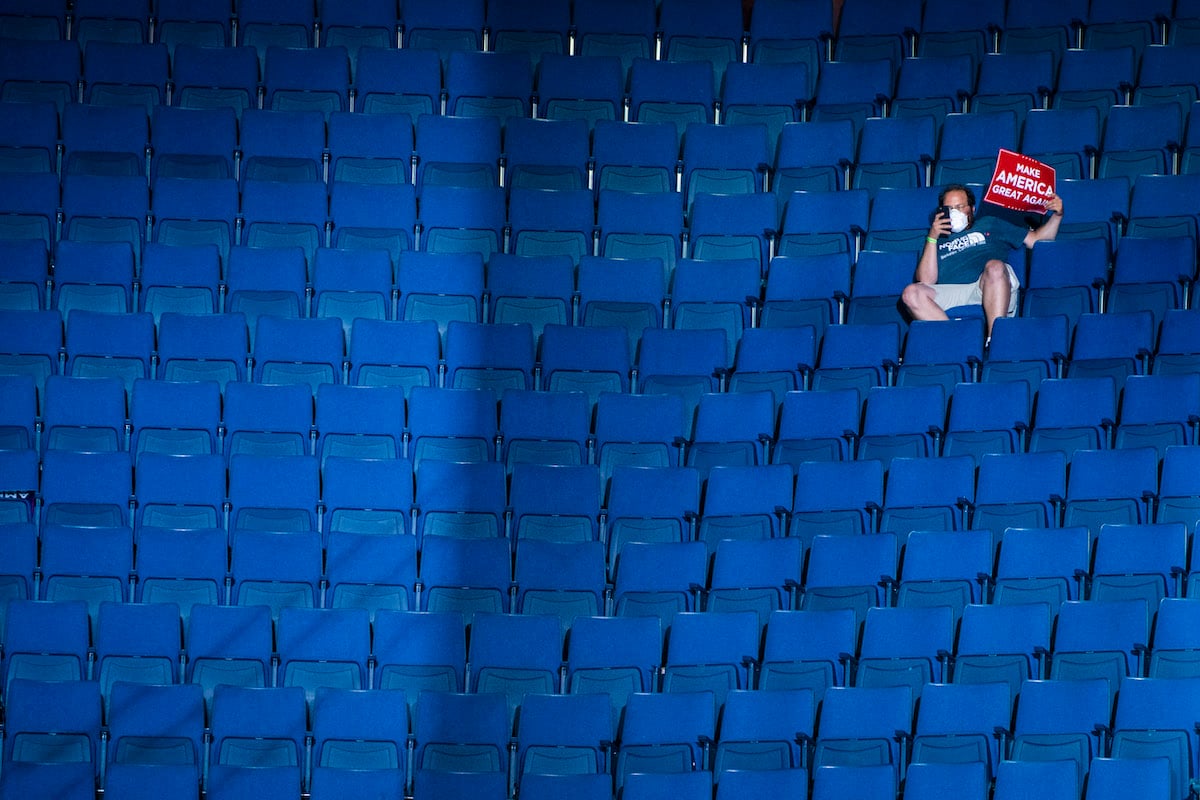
[315,384,405,464]
[353,46,441,117]
[812,685,913,772]
[662,610,759,708]
[276,607,371,707]
[1009,677,1110,787]
[419,536,512,619]
[615,691,716,789]
[758,608,857,701]
[414,459,507,542]
[412,691,509,776]
[223,382,313,459]
[171,44,258,116]
[94,600,182,706]
[129,378,220,456]
[325,526,417,616]
[513,538,606,639]
[566,614,662,726]
[612,540,707,626]
[263,45,350,117]
[443,320,534,392]
[509,464,601,543]
[310,686,408,788]
[372,609,466,700]
[347,318,439,394]
[185,604,274,709]
[133,452,226,531]
[954,602,1051,701]
[854,604,953,700]
[229,529,323,619]
[499,388,589,470]
[39,524,133,617]
[329,181,416,263]
[468,612,562,722]
[406,386,497,467]
[697,464,794,546]
[800,532,897,631]
[790,459,883,545]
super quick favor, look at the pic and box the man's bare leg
[901,282,950,322]
[979,259,1011,338]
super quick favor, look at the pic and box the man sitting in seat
[901,183,1064,341]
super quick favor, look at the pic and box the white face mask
[948,208,970,234]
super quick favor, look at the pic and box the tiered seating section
[4,0,1200,798]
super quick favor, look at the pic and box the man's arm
[1023,192,1064,248]
[917,210,951,283]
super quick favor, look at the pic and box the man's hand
[1044,191,1063,216]
[928,210,952,239]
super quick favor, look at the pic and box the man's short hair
[938,183,975,207]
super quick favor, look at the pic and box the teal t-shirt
[933,215,1028,285]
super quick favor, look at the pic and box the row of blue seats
[4,0,1193,73]
[9,100,1200,203]
[7,363,1200,477]
[4,443,1200,545]
[9,233,1197,347]
[0,759,1169,800]
[5,302,1200,412]
[5,36,1200,123]
[1,506,1196,650]
[1,609,1196,796]
[9,594,1200,705]
[3,171,1197,285]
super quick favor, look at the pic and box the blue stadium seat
[800,532,897,631]
[615,691,716,789]
[468,611,562,722]
[276,607,370,708]
[444,49,532,124]
[509,464,601,543]
[130,378,220,456]
[156,311,247,387]
[411,691,509,776]
[132,452,225,531]
[695,462,792,545]
[324,499,416,606]
[311,247,395,343]
[314,384,406,463]
[535,53,624,129]
[405,385,497,467]
[329,181,416,264]
[566,614,662,727]
[171,44,257,116]
[572,0,656,82]
[229,529,323,618]
[263,45,350,117]
[185,604,274,709]
[499,388,589,469]
[353,46,441,117]
[855,605,953,699]
[485,0,569,64]
[399,0,484,64]
[94,601,182,709]
[414,459,507,542]
[954,602,1051,700]
[82,40,166,111]
[789,459,883,544]
[419,535,512,619]
[372,609,466,701]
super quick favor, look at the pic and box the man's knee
[902,282,931,309]
[982,259,1009,285]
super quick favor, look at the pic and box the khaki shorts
[931,262,1020,317]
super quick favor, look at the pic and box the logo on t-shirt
[940,230,987,255]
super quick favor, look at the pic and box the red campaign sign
[983,149,1056,214]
